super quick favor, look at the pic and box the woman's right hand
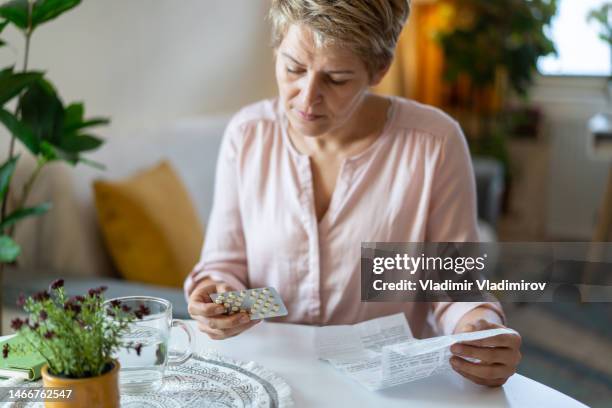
[187,278,261,339]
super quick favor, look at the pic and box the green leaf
[0,202,51,231]
[65,117,109,133]
[0,235,20,262]
[0,156,18,201]
[63,102,109,132]
[0,108,40,154]
[18,79,65,146]
[0,19,8,44]
[0,68,43,106]
[0,0,81,32]
[63,102,83,128]
[77,156,105,170]
[39,140,78,164]
[59,133,103,152]
[0,0,28,30]
[31,0,81,29]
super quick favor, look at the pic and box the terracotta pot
[41,360,120,408]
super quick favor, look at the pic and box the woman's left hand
[450,319,522,387]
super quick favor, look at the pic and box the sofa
[3,115,504,319]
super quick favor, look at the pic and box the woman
[185,0,521,387]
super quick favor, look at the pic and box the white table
[181,320,587,408]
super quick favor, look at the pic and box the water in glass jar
[116,326,168,393]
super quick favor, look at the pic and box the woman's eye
[286,67,304,74]
[328,77,348,86]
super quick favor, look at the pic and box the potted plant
[434,0,558,212]
[0,0,109,331]
[5,279,148,407]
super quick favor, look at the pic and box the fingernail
[451,345,462,354]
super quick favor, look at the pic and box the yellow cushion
[93,161,204,288]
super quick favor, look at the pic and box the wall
[529,75,610,240]
[0,0,277,136]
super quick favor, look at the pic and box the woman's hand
[450,318,522,387]
[187,278,260,340]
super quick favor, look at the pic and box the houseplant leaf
[0,108,40,154]
[0,0,81,32]
[0,202,52,231]
[0,67,43,106]
[59,133,103,152]
[0,234,20,262]
[18,79,65,147]
[0,19,8,46]
[0,0,28,30]
[39,140,78,165]
[63,102,109,132]
[31,0,81,29]
[0,156,18,201]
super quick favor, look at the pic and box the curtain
[373,0,456,107]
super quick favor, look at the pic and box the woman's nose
[298,74,323,107]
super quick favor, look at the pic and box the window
[538,0,611,77]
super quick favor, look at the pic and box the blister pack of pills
[210,287,288,320]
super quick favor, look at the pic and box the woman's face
[275,24,384,138]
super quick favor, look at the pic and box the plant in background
[0,0,108,263]
[5,279,147,378]
[437,0,558,102]
[588,3,612,50]
[434,0,558,211]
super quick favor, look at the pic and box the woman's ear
[369,62,391,86]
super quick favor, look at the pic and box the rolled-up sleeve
[183,117,248,299]
[427,122,505,334]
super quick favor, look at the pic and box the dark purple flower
[64,301,82,314]
[98,286,108,293]
[121,305,131,313]
[39,310,48,321]
[16,293,26,308]
[134,343,143,356]
[2,344,9,358]
[50,279,64,290]
[10,318,23,331]
[29,322,40,330]
[134,310,143,319]
[88,288,97,297]
[75,296,85,303]
[110,299,121,308]
[32,291,50,302]
[43,330,55,339]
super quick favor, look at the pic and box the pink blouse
[184,96,503,338]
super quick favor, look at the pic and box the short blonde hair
[269,0,411,76]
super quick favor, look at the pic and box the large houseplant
[6,279,147,407]
[435,0,558,210]
[0,0,108,332]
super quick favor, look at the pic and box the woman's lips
[296,110,323,121]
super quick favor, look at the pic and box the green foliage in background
[438,0,558,96]
[0,0,108,262]
[588,2,612,46]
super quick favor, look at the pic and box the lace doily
[1,353,293,408]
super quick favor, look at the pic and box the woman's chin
[289,117,329,137]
